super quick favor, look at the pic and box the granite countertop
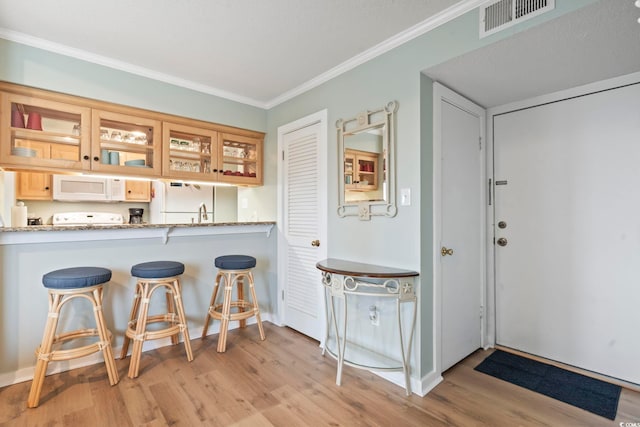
[1,221,276,233]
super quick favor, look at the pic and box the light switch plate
[400,188,411,206]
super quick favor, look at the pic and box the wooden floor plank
[1,323,638,427]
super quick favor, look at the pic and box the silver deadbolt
[498,221,507,229]
[497,237,508,247]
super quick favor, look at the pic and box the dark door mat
[474,350,621,420]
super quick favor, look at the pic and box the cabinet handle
[44,187,50,190]
[83,155,90,160]
[93,156,99,162]
[212,169,218,173]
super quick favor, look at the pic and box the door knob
[441,246,454,256]
[497,237,508,247]
[311,240,320,247]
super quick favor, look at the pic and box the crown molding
[264,0,486,108]
[1,0,485,111]
[0,27,268,109]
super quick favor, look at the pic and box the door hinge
[282,150,285,161]
[479,136,482,150]
[281,289,284,300]
[488,178,492,205]
[480,305,484,319]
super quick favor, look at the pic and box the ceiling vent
[480,0,555,38]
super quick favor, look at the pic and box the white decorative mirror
[337,101,398,220]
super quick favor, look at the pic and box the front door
[434,83,485,372]
[494,82,640,384]
[277,111,327,341]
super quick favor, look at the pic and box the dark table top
[316,258,418,278]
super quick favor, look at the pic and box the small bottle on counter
[11,201,27,227]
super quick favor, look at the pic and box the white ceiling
[0,1,638,110]
[425,0,640,108]
[0,0,463,107]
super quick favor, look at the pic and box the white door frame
[433,82,487,376]
[276,109,328,335]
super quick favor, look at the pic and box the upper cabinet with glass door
[217,133,263,185]
[163,122,218,180]
[91,110,161,177]
[0,92,90,171]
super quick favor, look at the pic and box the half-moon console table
[316,258,418,395]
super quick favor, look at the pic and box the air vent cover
[480,0,555,38]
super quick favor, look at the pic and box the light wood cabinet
[218,133,263,186]
[16,172,51,200]
[125,181,151,202]
[1,82,264,186]
[344,149,379,191]
[163,124,263,186]
[1,92,90,171]
[92,110,161,177]
[163,122,219,181]
[15,141,53,200]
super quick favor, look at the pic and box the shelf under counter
[0,221,275,245]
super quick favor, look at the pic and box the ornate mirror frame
[337,101,398,220]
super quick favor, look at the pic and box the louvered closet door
[283,122,325,340]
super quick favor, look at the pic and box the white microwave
[53,175,126,202]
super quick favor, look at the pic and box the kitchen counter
[0,219,277,388]
[0,221,275,245]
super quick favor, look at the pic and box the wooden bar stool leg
[247,271,265,341]
[165,287,179,346]
[27,292,62,408]
[172,278,193,361]
[129,281,151,379]
[120,283,142,359]
[91,287,119,385]
[202,272,222,338]
[238,276,246,329]
[217,273,234,352]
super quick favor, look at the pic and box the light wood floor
[1,323,638,426]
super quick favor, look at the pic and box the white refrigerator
[150,181,237,224]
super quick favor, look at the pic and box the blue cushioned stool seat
[214,255,256,270]
[131,261,185,278]
[42,267,112,289]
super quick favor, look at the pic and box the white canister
[11,201,27,227]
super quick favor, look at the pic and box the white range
[52,212,125,226]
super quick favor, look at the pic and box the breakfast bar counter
[0,221,275,245]
[0,221,277,388]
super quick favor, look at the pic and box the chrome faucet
[198,202,208,223]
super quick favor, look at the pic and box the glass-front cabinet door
[0,92,90,170]
[91,110,161,177]
[163,122,218,180]
[218,133,262,185]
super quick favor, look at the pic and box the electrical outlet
[369,305,379,326]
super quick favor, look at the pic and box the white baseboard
[418,370,443,396]
[370,369,442,397]
[0,314,276,389]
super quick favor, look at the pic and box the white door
[434,83,485,372]
[277,111,327,341]
[494,82,640,384]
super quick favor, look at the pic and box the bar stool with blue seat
[202,255,265,352]
[120,261,193,378]
[27,267,119,408]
